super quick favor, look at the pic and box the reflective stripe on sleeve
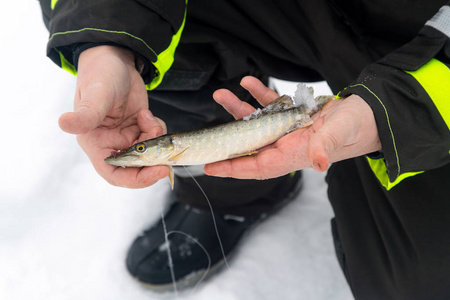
[405,58,450,131]
[58,51,77,76]
[51,0,59,10]
[426,6,450,38]
[145,1,188,91]
[366,157,423,191]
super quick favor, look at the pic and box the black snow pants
[327,158,450,300]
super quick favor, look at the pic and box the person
[39,0,450,299]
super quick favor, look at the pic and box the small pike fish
[105,84,334,188]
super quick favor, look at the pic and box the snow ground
[0,3,353,300]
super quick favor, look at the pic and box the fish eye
[135,143,147,153]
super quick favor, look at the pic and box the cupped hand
[204,76,382,179]
[58,46,169,188]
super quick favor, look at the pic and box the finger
[204,156,263,179]
[109,165,171,189]
[306,120,350,172]
[204,148,291,179]
[307,134,331,172]
[155,118,167,134]
[213,89,256,120]
[137,109,167,141]
[240,76,279,107]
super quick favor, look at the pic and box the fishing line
[168,230,211,295]
[160,207,178,296]
[183,166,230,270]
[159,166,229,296]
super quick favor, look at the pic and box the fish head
[104,136,175,167]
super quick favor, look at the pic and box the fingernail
[144,110,155,120]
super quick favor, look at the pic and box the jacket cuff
[339,25,450,186]
[56,42,155,84]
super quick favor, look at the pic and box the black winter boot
[125,171,303,292]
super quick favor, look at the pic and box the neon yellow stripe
[367,157,423,190]
[51,0,58,10]
[146,3,188,90]
[58,51,77,76]
[406,58,450,130]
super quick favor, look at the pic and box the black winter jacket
[40,0,450,189]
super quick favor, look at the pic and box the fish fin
[286,116,314,133]
[311,95,335,113]
[263,95,295,112]
[315,95,335,106]
[168,146,190,163]
[168,166,174,190]
[243,95,295,121]
[228,151,258,159]
[284,96,333,134]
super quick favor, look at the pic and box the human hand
[204,76,382,179]
[58,46,169,188]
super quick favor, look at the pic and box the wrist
[348,94,382,153]
[73,43,134,70]
[76,44,154,85]
[79,45,136,70]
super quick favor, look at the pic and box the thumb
[58,109,105,135]
[59,84,114,135]
[307,115,359,172]
[307,130,337,172]
[137,109,167,140]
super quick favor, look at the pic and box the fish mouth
[104,150,140,167]
[108,150,122,159]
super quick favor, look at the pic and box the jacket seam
[48,28,158,58]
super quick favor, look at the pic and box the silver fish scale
[169,106,303,165]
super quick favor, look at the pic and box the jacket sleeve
[338,3,450,190]
[39,0,187,90]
